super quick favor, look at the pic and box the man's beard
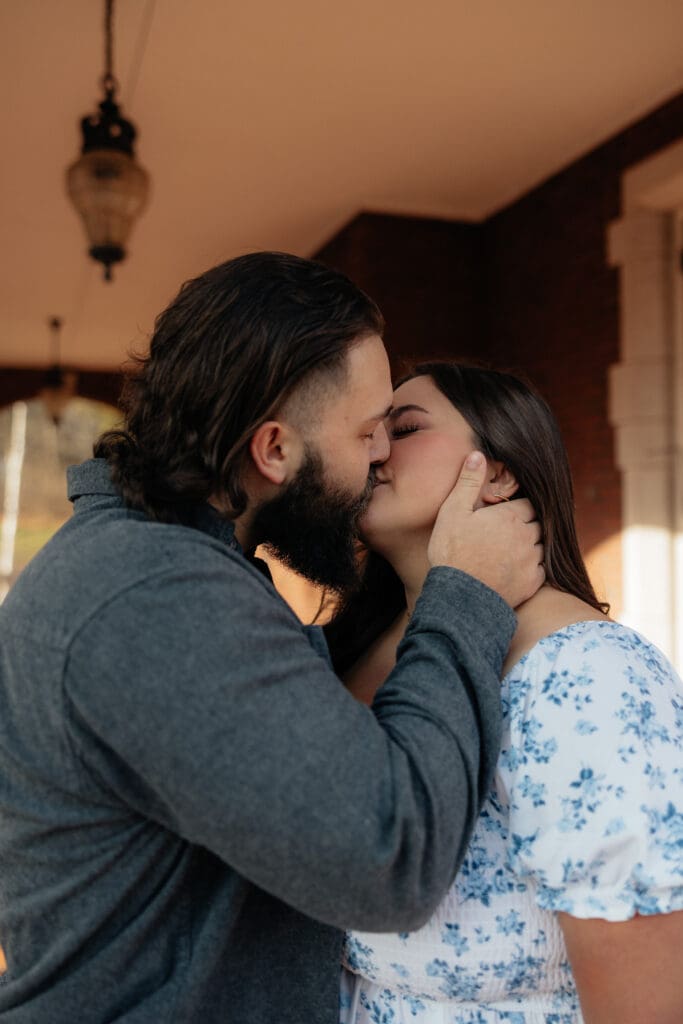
[251,445,374,593]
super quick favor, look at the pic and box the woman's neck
[502,583,609,677]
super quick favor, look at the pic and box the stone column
[607,209,676,658]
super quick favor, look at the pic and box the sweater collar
[67,459,241,552]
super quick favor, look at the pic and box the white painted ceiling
[2,0,683,369]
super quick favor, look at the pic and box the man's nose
[370,421,390,465]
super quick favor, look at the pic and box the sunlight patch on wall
[621,524,675,661]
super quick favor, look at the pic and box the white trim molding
[608,142,683,667]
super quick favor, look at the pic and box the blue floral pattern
[340,621,683,1023]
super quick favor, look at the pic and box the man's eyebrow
[387,403,429,420]
[368,404,394,422]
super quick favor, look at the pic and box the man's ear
[480,461,520,504]
[248,420,302,486]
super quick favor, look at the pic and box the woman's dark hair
[95,251,383,523]
[326,360,609,674]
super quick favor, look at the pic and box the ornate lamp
[66,0,150,282]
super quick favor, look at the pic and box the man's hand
[427,451,544,608]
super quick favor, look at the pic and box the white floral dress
[340,621,683,1024]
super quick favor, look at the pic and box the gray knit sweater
[0,459,514,1022]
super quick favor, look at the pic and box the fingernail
[466,451,484,469]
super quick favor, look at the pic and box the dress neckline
[503,617,626,681]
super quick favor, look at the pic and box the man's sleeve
[65,556,514,933]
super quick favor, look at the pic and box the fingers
[529,520,542,546]
[517,512,542,550]
[508,497,537,523]
[448,451,487,514]
[535,561,546,591]
[494,499,542,542]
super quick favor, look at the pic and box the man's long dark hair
[95,252,383,523]
[326,361,608,675]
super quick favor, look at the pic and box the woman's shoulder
[501,617,683,758]
[502,587,603,677]
[504,585,675,682]
[512,618,678,685]
[500,618,683,920]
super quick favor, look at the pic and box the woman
[329,363,683,1024]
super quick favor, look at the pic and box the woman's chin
[358,507,384,546]
[357,517,377,545]
[358,513,400,557]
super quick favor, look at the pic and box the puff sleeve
[500,623,683,921]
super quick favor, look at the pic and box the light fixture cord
[103,0,117,97]
[48,317,63,366]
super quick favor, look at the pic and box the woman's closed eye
[390,422,420,439]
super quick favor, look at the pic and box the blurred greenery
[14,522,63,564]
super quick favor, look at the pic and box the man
[0,252,543,1022]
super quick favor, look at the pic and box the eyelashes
[390,423,420,439]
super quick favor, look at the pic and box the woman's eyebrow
[387,404,430,420]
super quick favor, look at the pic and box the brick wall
[316,212,485,376]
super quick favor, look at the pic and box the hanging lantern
[66,0,150,282]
